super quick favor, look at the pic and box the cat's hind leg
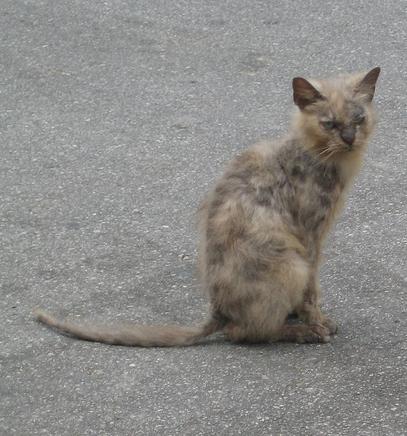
[224,251,332,344]
[224,294,291,344]
[224,292,331,344]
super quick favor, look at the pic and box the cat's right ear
[353,67,381,103]
[292,77,324,110]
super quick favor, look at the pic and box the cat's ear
[292,77,324,110]
[354,67,381,102]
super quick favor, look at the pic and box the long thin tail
[33,309,223,347]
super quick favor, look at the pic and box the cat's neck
[290,131,367,188]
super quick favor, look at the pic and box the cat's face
[292,68,380,160]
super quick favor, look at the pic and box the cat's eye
[321,120,335,130]
[354,115,365,125]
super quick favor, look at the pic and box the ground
[1,1,406,435]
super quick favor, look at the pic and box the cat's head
[292,67,380,159]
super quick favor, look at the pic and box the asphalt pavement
[1,1,406,435]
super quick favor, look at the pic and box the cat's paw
[304,324,331,343]
[322,317,338,335]
[278,323,330,343]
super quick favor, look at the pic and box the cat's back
[202,137,300,210]
[212,138,284,200]
[199,141,263,213]
[198,138,290,235]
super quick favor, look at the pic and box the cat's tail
[33,309,223,347]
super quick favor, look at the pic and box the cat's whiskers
[317,144,342,162]
[318,146,335,157]
[321,148,339,162]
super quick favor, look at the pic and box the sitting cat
[35,67,380,346]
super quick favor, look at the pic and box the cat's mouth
[317,140,361,161]
[341,142,355,152]
[341,136,366,153]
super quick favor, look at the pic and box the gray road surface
[1,1,406,435]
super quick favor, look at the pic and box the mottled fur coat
[35,67,380,346]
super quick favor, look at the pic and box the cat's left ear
[354,67,381,102]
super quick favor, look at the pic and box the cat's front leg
[297,271,338,335]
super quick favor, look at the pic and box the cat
[35,67,380,346]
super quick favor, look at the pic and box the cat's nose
[340,127,355,147]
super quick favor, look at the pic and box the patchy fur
[35,68,380,346]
